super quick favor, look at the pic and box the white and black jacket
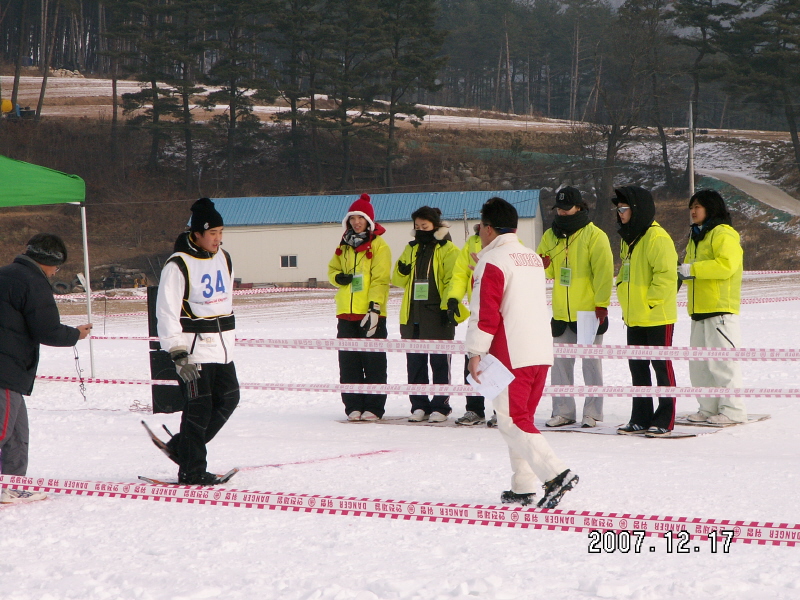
[156,232,235,364]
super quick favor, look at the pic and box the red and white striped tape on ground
[89,335,800,362]
[32,375,800,398]
[0,474,796,547]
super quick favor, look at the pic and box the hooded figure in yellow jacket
[328,194,392,421]
[612,186,678,436]
[679,189,747,424]
[537,186,613,429]
[393,206,458,423]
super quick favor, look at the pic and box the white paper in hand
[466,354,515,402]
[577,311,599,346]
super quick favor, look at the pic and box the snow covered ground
[4,274,800,600]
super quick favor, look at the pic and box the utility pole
[688,101,695,196]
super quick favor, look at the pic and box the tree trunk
[148,79,159,171]
[11,0,29,109]
[309,74,323,191]
[35,0,59,121]
[783,90,800,178]
[504,20,514,114]
[183,64,194,191]
[227,80,237,196]
[594,126,619,236]
[650,71,674,190]
[386,96,396,191]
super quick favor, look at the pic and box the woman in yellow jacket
[328,194,392,421]
[393,206,459,422]
[612,186,678,436]
[679,189,747,424]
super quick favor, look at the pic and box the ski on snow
[137,468,239,486]
[141,420,179,464]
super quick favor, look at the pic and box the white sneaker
[707,413,736,425]
[428,411,448,423]
[546,415,575,427]
[347,411,362,421]
[686,412,708,422]
[360,411,380,421]
[581,416,597,428]
[408,409,428,422]
[0,488,47,504]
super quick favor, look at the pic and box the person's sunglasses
[615,206,630,214]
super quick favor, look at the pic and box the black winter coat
[0,255,80,395]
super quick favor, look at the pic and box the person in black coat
[0,234,91,504]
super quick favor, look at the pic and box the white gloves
[678,263,693,279]
[360,302,381,337]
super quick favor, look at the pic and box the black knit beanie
[25,233,68,266]
[190,198,224,232]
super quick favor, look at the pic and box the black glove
[396,261,412,276]
[335,273,353,286]
[359,302,381,337]
[446,298,461,326]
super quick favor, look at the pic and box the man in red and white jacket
[466,197,579,509]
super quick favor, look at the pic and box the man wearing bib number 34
[156,198,240,485]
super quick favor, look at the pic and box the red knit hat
[342,193,375,230]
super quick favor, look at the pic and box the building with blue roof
[213,190,542,285]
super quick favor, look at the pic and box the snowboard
[535,421,718,439]
[674,413,771,428]
[337,415,463,427]
[138,468,239,486]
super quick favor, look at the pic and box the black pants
[627,324,676,430]
[337,318,388,417]
[168,361,240,478]
[463,355,486,415]
[398,322,449,414]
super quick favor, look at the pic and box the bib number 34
[201,270,227,298]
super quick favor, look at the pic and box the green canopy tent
[0,154,95,375]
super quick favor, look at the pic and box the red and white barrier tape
[0,474,795,546]
[89,335,800,362]
[32,375,800,398]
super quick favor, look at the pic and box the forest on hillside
[2,0,800,219]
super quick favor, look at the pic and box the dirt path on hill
[697,169,800,216]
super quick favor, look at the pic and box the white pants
[689,314,747,422]
[494,385,567,494]
[550,328,604,421]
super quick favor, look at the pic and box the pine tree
[202,0,274,194]
[378,0,446,190]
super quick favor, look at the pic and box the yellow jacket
[443,234,482,323]
[615,222,678,327]
[537,223,613,322]
[328,233,391,317]
[392,238,459,326]
[684,223,743,316]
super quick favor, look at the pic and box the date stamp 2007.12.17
[588,530,735,554]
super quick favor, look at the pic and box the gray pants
[689,314,747,422]
[550,329,604,421]
[0,389,29,476]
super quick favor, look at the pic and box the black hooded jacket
[614,186,656,248]
[0,255,80,395]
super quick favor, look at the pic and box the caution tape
[32,375,800,398]
[89,335,800,362]
[0,474,795,546]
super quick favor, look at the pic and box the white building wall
[222,216,542,286]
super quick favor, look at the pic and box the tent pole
[80,202,95,377]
